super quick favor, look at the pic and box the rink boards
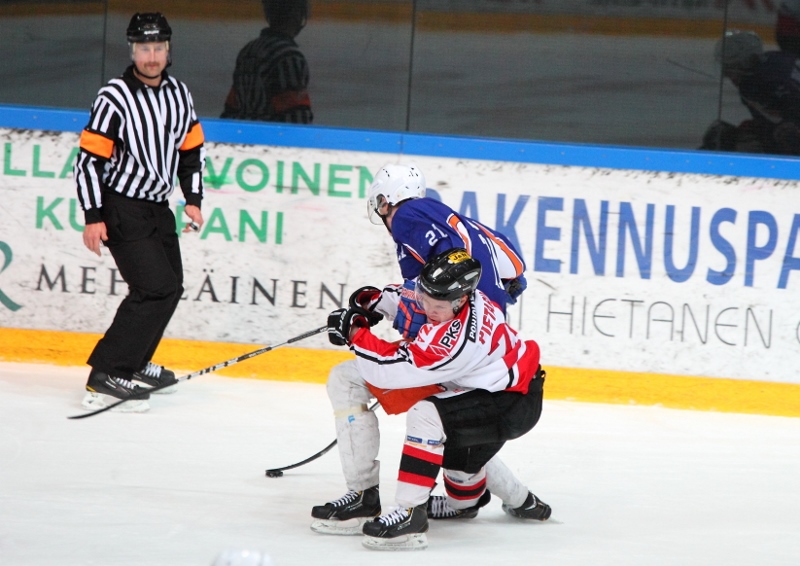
[1,106,799,416]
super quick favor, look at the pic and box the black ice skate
[310,486,381,535]
[132,361,178,394]
[427,488,492,520]
[362,504,429,551]
[501,491,551,521]
[82,369,150,413]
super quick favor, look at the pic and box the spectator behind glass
[700,30,800,156]
[221,0,312,123]
[777,0,800,57]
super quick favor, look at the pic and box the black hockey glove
[348,286,384,327]
[327,306,371,346]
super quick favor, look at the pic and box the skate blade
[148,383,177,395]
[429,509,480,520]
[310,517,371,536]
[502,506,552,521]
[362,533,428,551]
[82,392,150,413]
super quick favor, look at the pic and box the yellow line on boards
[1,327,797,418]
[0,327,350,383]
[547,367,800,419]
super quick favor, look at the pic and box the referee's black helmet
[127,13,172,43]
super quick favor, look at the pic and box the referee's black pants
[87,192,184,380]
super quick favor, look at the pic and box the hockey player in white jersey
[311,249,550,550]
[369,162,535,511]
[310,165,541,536]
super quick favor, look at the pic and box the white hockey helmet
[367,163,426,225]
[714,30,762,73]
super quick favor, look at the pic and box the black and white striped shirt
[75,65,205,224]
[221,28,312,124]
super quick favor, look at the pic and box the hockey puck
[266,469,283,478]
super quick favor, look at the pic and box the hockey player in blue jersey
[365,163,527,338]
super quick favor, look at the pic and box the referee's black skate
[82,369,150,413]
[362,504,429,551]
[427,488,491,519]
[132,361,178,394]
[310,486,381,535]
[502,491,551,521]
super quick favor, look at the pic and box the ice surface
[1,362,798,566]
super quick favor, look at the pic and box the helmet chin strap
[378,203,394,235]
[451,295,470,316]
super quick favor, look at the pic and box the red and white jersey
[351,290,540,397]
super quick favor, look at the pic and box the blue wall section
[2,103,798,181]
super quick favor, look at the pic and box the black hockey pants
[428,370,545,474]
[87,192,184,379]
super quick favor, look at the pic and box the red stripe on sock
[402,444,443,465]
[444,476,487,500]
[398,470,437,488]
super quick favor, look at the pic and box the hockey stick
[266,401,380,477]
[665,58,717,81]
[68,325,329,420]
